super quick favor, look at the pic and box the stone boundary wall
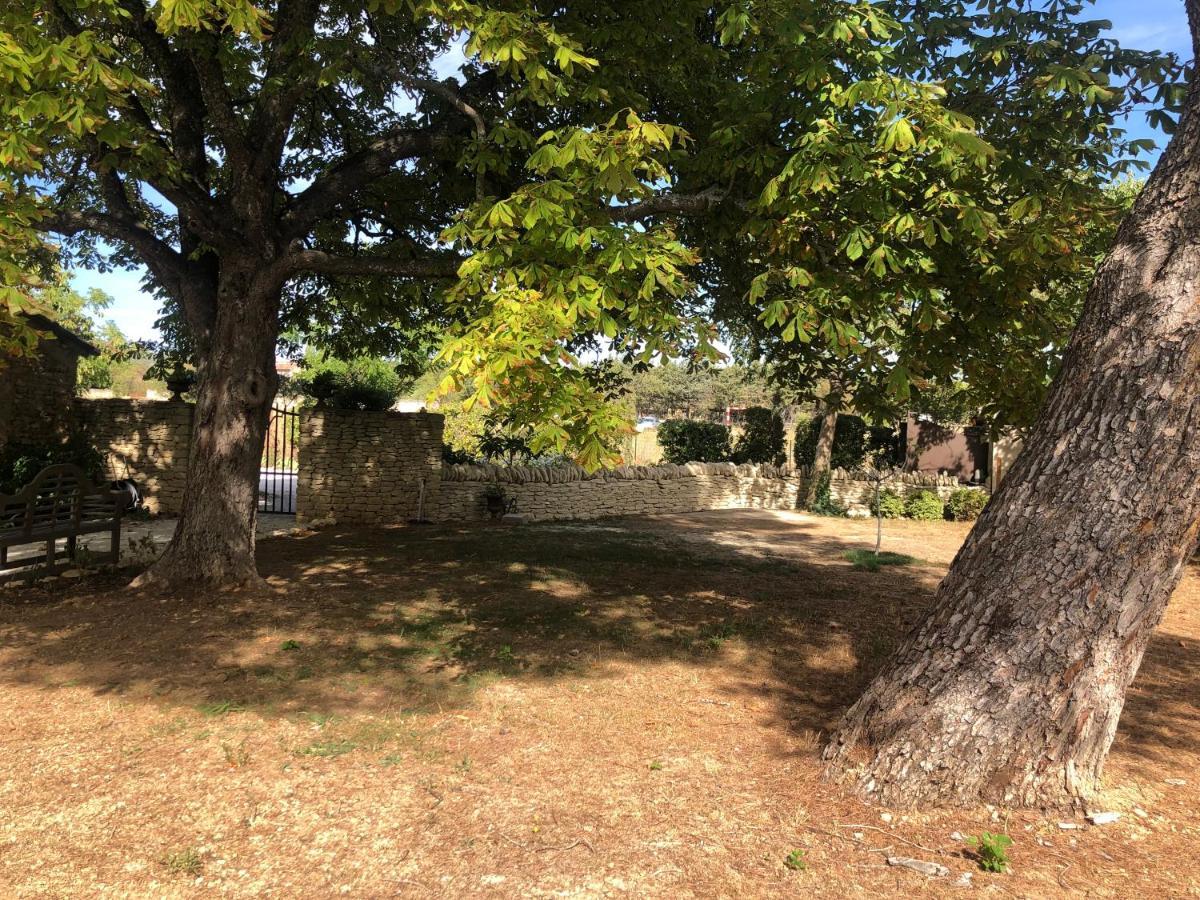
[74,399,194,515]
[437,461,799,522]
[437,462,985,522]
[297,409,444,525]
[62,399,986,526]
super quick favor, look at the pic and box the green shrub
[904,489,946,521]
[293,357,403,411]
[731,407,784,464]
[947,488,989,521]
[657,419,731,464]
[808,471,847,517]
[872,488,906,519]
[794,414,868,470]
[0,434,106,494]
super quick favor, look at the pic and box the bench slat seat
[0,464,124,578]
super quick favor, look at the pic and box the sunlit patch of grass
[162,847,202,875]
[197,700,245,717]
[296,739,357,758]
[843,550,918,572]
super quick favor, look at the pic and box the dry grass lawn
[0,510,1196,897]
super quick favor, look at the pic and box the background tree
[706,3,1177,437]
[823,0,1200,809]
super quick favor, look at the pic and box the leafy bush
[794,414,868,470]
[0,434,106,494]
[731,406,784,464]
[872,488,906,519]
[808,471,847,517]
[947,488,989,521]
[293,357,403,411]
[904,490,946,521]
[657,419,731,464]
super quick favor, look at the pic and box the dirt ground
[0,510,1196,898]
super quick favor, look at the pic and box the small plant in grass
[649,760,664,771]
[784,848,807,871]
[871,488,905,519]
[904,489,946,521]
[496,644,515,662]
[280,639,301,651]
[297,739,357,758]
[947,487,989,521]
[197,700,245,717]
[966,831,1013,873]
[221,741,250,768]
[844,549,917,571]
[163,847,202,875]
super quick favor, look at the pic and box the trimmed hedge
[294,357,403,411]
[732,406,784,465]
[794,413,868,470]
[657,419,731,464]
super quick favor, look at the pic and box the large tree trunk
[134,267,281,591]
[803,387,842,507]
[823,16,1200,808]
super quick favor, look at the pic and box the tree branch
[250,0,322,177]
[281,128,451,237]
[402,77,488,200]
[183,32,253,171]
[288,248,463,280]
[113,0,209,182]
[606,187,731,223]
[33,208,189,298]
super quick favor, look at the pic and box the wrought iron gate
[260,405,299,514]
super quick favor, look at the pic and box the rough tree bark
[804,386,843,508]
[823,3,1200,808]
[133,261,282,590]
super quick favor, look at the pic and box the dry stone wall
[74,399,194,514]
[60,400,986,526]
[296,409,444,525]
[437,461,800,522]
[436,463,985,523]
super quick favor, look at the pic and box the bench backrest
[0,464,121,541]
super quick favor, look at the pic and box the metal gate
[260,405,299,514]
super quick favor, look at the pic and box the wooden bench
[0,464,125,580]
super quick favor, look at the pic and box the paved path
[5,513,297,567]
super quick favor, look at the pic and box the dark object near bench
[0,464,125,580]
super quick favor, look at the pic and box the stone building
[0,314,98,450]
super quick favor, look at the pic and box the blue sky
[72,1,1194,342]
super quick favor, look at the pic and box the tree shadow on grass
[0,512,1194,770]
